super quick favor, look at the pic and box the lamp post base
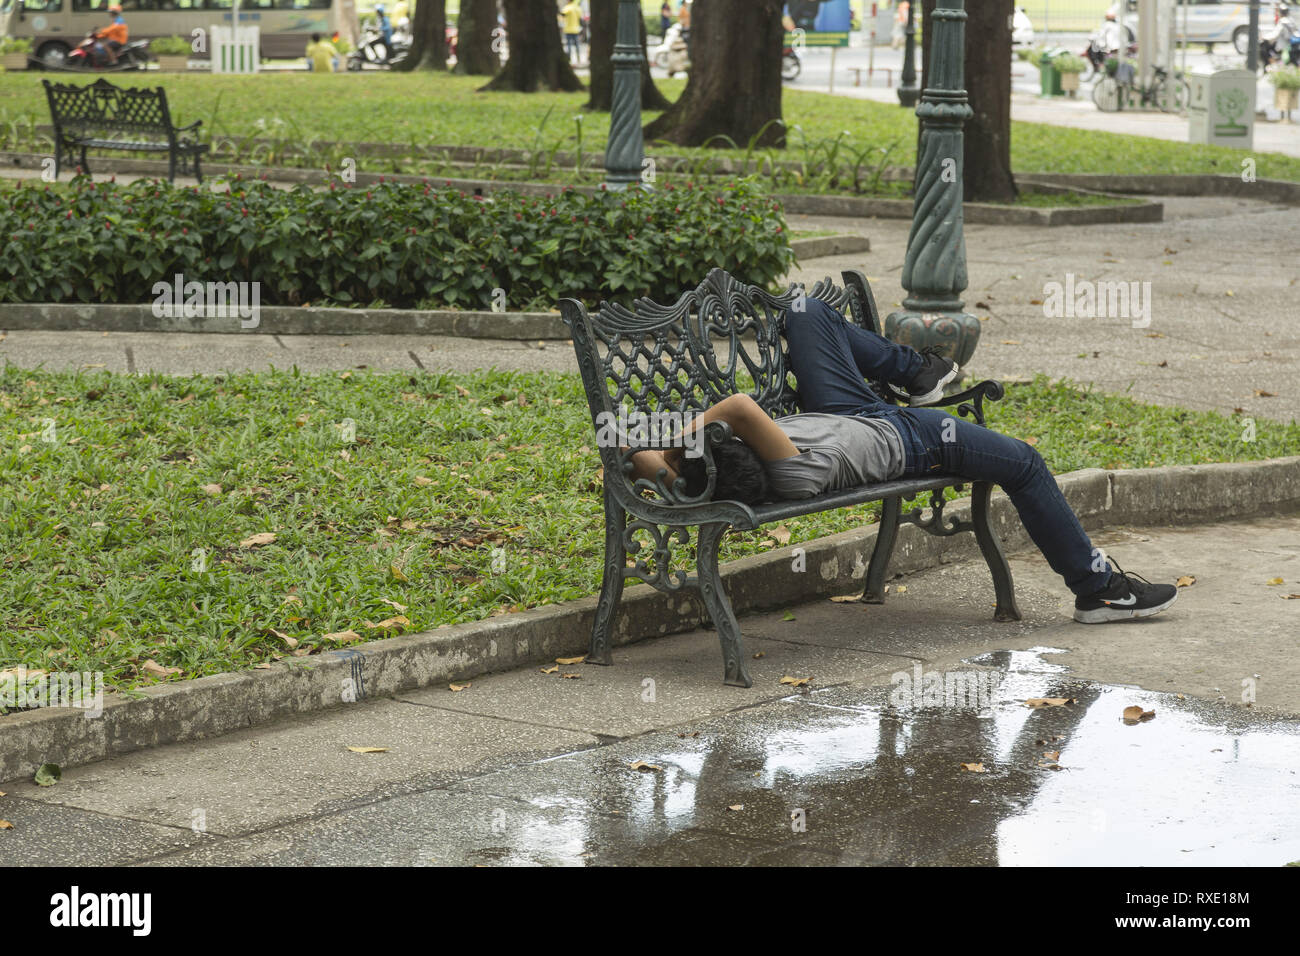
[883,308,982,368]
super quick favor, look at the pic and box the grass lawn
[2,72,1295,186]
[3,364,1297,698]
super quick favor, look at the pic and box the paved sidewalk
[1,515,1297,866]
[5,194,1296,423]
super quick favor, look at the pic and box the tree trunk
[919,0,1017,202]
[480,0,584,92]
[454,0,500,75]
[393,0,447,72]
[585,0,672,112]
[642,0,785,148]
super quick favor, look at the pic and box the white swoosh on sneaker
[1104,595,1137,606]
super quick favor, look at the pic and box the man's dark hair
[678,439,772,505]
[311,32,322,42]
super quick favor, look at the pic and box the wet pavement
[1,515,1297,867]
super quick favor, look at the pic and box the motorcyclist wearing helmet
[373,4,394,48]
[94,3,129,66]
[1097,10,1123,55]
[1266,4,1298,46]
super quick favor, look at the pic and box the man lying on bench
[628,297,1178,624]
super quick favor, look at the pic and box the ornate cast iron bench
[561,268,1021,688]
[43,78,209,183]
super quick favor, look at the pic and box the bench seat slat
[740,475,958,529]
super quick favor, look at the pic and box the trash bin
[1038,48,1066,97]
[1187,70,1255,149]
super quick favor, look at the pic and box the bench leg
[193,153,204,185]
[972,481,1022,622]
[697,522,751,688]
[862,496,902,603]
[78,145,90,176]
[586,489,626,666]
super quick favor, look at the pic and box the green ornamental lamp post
[898,0,919,108]
[604,0,647,191]
[885,0,981,369]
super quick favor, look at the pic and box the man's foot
[1073,565,1178,623]
[890,346,961,406]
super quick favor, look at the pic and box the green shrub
[1269,65,1300,91]
[0,37,33,55]
[149,35,192,56]
[1052,53,1087,74]
[0,175,795,310]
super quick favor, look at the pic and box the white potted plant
[1270,65,1300,117]
[1053,52,1087,96]
[1,37,33,72]
[151,35,192,72]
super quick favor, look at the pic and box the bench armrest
[922,379,1005,427]
[623,419,735,506]
[175,119,203,133]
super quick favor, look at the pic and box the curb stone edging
[3,455,1299,782]
[0,235,863,337]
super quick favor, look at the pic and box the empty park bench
[562,268,1020,687]
[847,65,893,87]
[42,78,209,183]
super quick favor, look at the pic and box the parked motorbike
[63,32,151,71]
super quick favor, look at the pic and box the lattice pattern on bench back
[44,78,177,142]
[578,267,863,426]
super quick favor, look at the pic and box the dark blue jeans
[783,299,1110,597]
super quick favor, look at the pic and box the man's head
[678,439,771,505]
[109,3,122,12]
[311,32,322,42]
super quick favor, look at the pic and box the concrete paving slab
[1,698,598,837]
[0,797,203,866]
[396,628,910,739]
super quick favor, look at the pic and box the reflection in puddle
[532,647,1300,866]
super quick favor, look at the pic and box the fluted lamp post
[897,0,919,108]
[604,0,647,191]
[885,0,981,369]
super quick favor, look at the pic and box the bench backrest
[561,267,884,429]
[43,78,177,142]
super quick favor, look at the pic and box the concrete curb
[3,454,1298,782]
[0,236,859,337]
[1,150,1160,226]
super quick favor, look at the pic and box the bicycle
[1093,64,1187,113]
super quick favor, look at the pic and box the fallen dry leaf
[200,483,223,496]
[1176,575,1196,588]
[1254,390,1276,398]
[1043,751,1061,761]
[346,746,388,754]
[1025,697,1074,708]
[323,630,363,644]
[540,665,559,674]
[727,804,745,811]
[0,820,12,830]
[1283,594,1300,600]
[629,760,662,772]
[770,525,791,546]
[239,532,276,548]
[141,659,181,678]
[413,475,433,486]
[1267,577,1284,586]
[363,615,410,630]
[449,682,471,692]
[1122,705,1156,723]
[556,656,585,665]
[379,598,408,612]
[960,762,986,773]
[780,676,811,687]
[561,673,582,680]
[752,651,765,659]
[829,595,859,603]
[389,564,409,582]
[265,627,298,649]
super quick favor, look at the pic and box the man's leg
[783,298,923,414]
[901,407,1110,597]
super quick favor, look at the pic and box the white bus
[0,0,359,66]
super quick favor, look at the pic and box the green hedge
[0,175,795,310]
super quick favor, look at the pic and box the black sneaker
[1073,563,1178,624]
[890,346,961,406]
